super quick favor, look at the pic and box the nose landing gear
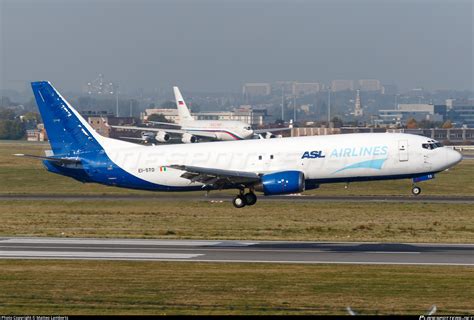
[232,189,258,208]
[411,185,421,196]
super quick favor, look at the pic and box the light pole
[293,94,297,123]
[327,87,331,124]
[281,87,284,121]
[113,84,119,117]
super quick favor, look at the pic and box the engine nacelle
[181,132,197,143]
[155,131,170,143]
[141,131,155,143]
[255,170,305,195]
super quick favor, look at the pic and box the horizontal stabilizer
[14,153,81,165]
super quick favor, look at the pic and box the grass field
[0,200,473,242]
[0,260,472,315]
[1,140,473,196]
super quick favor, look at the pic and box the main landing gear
[411,185,422,196]
[232,189,257,208]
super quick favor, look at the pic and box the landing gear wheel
[412,186,421,196]
[244,192,257,206]
[232,195,246,208]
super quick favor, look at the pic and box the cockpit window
[422,141,443,150]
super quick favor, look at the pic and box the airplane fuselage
[85,132,461,191]
[179,119,253,141]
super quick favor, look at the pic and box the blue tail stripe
[333,158,387,174]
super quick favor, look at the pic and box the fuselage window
[258,155,262,160]
[270,155,274,160]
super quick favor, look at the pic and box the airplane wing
[119,136,147,141]
[169,165,260,188]
[14,154,81,165]
[146,121,182,127]
[111,125,218,139]
[253,127,291,134]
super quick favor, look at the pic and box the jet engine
[181,132,197,143]
[140,131,155,143]
[155,131,170,143]
[255,170,305,195]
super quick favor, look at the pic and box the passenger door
[398,140,409,162]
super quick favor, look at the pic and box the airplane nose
[448,148,463,166]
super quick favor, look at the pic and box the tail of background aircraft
[173,86,194,123]
[31,81,106,155]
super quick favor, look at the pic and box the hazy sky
[1,0,473,93]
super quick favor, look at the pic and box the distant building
[407,87,425,99]
[291,127,341,137]
[292,126,474,143]
[378,104,445,125]
[143,108,180,122]
[26,123,47,141]
[142,106,268,126]
[381,84,398,95]
[398,104,434,113]
[450,105,474,128]
[242,83,271,97]
[274,81,295,92]
[357,79,381,91]
[82,112,137,137]
[292,82,321,96]
[195,106,268,126]
[331,80,354,92]
[445,99,455,110]
[388,128,474,143]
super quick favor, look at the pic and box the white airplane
[113,86,289,143]
[19,82,463,208]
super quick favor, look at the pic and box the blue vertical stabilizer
[31,81,103,156]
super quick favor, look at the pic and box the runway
[0,237,473,266]
[1,193,473,204]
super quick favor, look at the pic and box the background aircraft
[18,82,463,208]
[113,86,289,143]
[118,131,167,144]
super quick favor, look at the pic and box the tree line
[0,108,25,139]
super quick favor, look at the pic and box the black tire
[244,192,257,206]
[232,195,246,208]
[412,186,421,196]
